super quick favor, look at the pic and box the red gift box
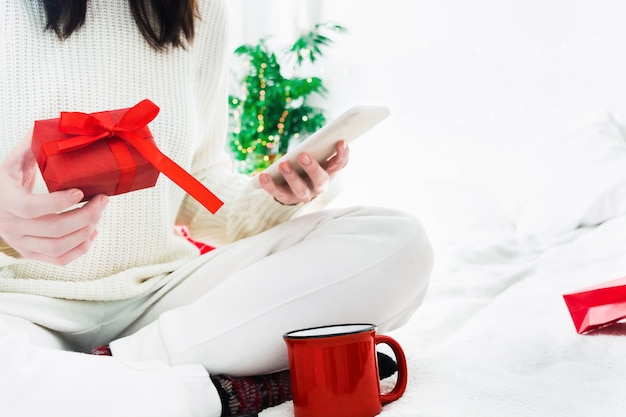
[32,99,223,214]
[563,276,626,334]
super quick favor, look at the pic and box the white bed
[261,114,626,416]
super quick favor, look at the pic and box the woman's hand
[258,140,349,206]
[0,132,108,265]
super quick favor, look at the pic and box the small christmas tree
[228,22,346,175]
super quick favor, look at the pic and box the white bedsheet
[262,184,626,417]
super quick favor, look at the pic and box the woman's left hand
[258,140,349,206]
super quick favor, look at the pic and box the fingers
[259,140,350,205]
[4,187,86,219]
[0,131,108,265]
[16,194,106,237]
[323,140,350,176]
[18,229,100,266]
[279,158,318,202]
[1,194,109,265]
[286,140,349,194]
[258,170,305,206]
[295,154,328,195]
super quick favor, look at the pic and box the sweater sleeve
[174,0,303,246]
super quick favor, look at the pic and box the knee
[303,205,435,321]
[342,206,434,314]
[352,206,434,272]
[383,207,433,295]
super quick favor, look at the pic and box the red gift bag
[562,276,626,334]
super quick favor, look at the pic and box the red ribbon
[58,99,224,214]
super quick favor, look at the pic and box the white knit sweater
[0,0,300,301]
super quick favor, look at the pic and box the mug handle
[375,334,408,404]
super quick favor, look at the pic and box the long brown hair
[43,0,199,50]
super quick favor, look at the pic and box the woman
[0,1,433,416]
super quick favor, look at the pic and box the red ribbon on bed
[56,99,223,214]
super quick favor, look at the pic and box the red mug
[283,323,408,417]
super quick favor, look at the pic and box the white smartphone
[262,105,390,184]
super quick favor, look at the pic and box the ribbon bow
[57,99,223,214]
[58,99,160,152]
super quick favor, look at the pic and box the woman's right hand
[0,132,109,265]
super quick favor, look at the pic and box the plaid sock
[210,370,292,416]
[377,351,398,379]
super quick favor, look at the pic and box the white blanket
[262,184,626,417]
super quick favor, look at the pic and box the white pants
[0,206,433,417]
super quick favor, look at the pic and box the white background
[226,0,626,217]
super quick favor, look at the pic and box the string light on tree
[227,22,346,174]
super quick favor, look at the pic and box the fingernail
[69,189,84,202]
[280,162,292,173]
[100,195,109,207]
[300,154,312,166]
[341,140,347,149]
[260,173,270,184]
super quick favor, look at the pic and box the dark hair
[43,0,199,50]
